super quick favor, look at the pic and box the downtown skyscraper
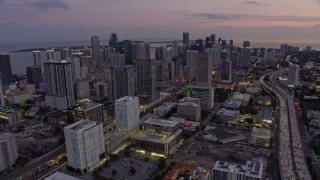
[44,61,75,110]
[135,58,157,104]
[91,35,101,65]
[33,50,41,66]
[0,53,13,85]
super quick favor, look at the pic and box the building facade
[64,120,105,172]
[0,53,13,85]
[115,96,140,132]
[74,102,104,122]
[0,133,18,172]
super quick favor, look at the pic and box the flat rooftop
[131,129,182,144]
[178,102,200,108]
[74,102,103,111]
[251,127,271,139]
[115,96,138,103]
[65,120,98,131]
[44,171,81,180]
[144,117,181,128]
[217,108,240,117]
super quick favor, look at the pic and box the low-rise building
[48,112,67,125]
[223,99,242,110]
[256,111,273,124]
[249,127,271,148]
[154,102,177,117]
[246,86,262,96]
[187,85,214,110]
[231,92,252,106]
[212,160,263,180]
[0,107,24,126]
[216,108,240,121]
[178,97,201,105]
[176,102,201,121]
[164,162,209,180]
[131,117,183,158]
[74,102,104,122]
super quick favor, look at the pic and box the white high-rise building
[46,49,56,61]
[33,50,41,66]
[115,96,140,132]
[64,120,105,173]
[205,44,221,68]
[44,61,75,110]
[288,63,300,87]
[0,133,18,172]
[186,50,197,67]
[71,58,81,80]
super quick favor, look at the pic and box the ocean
[1,41,319,75]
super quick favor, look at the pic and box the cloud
[245,1,269,6]
[26,0,69,10]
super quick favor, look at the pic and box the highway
[260,72,312,180]
[0,145,66,180]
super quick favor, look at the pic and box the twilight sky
[0,0,320,44]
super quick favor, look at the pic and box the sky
[0,0,320,45]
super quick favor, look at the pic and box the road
[1,145,66,180]
[261,72,312,180]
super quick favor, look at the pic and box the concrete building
[240,47,251,67]
[94,82,109,98]
[177,102,201,121]
[288,63,300,87]
[45,171,81,180]
[223,99,242,110]
[91,35,101,65]
[74,102,104,122]
[44,61,75,110]
[154,102,177,117]
[187,50,197,67]
[0,53,13,85]
[75,80,90,100]
[111,65,135,102]
[115,96,140,132]
[249,127,271,148]
[183,32,189,45]
[131,117,183,158]
[0,107,23,126]
[0,77,4,106]
[135,58,157,104]
[212,160,263,180]
[46,49,56,61]
[179,97,201,106]
[231,92,252,106]
[183,65,195,82]
[187,86,214,110]
[64,120,105,172]
[196,53,212,87]
[0,133,18,172]
[61,48,72,60]
[220,60,232,83]
[205,45,221,68]
[216,108,240,121]
[33,50,42,66]
[5,89,33,105]
[26,66,42,88]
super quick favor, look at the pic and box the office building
[71,58,81,80]
[132,43,150,62]
[0,53,13,85]
[0,133,18,172]
[135,58,157,104]
[187,50,197,67]
[109,33,118,48]
[183,32,189,45]
[187,86,214,110]
[94,82,109,98]
[154,102,177,117]
[33,50,42,66]
[220,60,232,83]
[61,48,72,60]
[74,102,104,122]
[288,63,300,87]
[131,117,183,158]
[26,66,42,88]
[177,102,201,121]
[111,65,135,101]
[183,65,195,82]
[306,46,312,51]
[164,47,173,64]
[44,61,75,110]
[75,80,90,100]
[46,49,56,61]
[210,34,216,44]
[115,96,140,132]
[64,120,105,173]
[205,45,221,68]
[243,41,251,48]
[212,160,263,180]
[240,47,251,67]
[196,53,212,87]
[155,47,164,61]
[91,35,101,64]
[0,77,4,106]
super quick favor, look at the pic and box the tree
[158,157,166,170]
[245,118,254,124]
[66,111,75,124]
[129,167,136,175]
[112,169,117,176]
[109,154,119,161]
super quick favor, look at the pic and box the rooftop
[131,129,182,144]
[115,96,138,103]
[217,108,240,117]
[178,102,200,108]
[74,102,103,111]
[65,120,98,131]
[144,117,181,128]
[44,171,81,180]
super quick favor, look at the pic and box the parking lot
[99,157,157,180]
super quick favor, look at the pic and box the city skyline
[0,0,320,44]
